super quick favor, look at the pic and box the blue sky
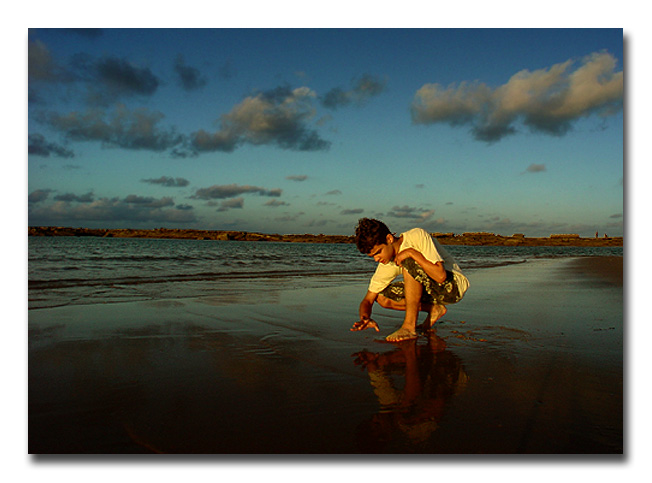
[27,28,624,237]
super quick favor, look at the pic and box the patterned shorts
[379,257,462,306]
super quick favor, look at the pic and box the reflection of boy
[353,336,469,448]
[352,218,469,342]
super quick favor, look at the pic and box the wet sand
[28,257,623,454]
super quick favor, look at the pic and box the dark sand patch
[563,256,623,286]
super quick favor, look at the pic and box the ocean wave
[28,268,367,290]
[460,259,529,270]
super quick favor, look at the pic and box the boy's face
[367,235,396,264]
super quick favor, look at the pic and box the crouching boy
[352,218,469,342]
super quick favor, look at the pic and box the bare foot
[385,327,418,342]
[418,305,447,333]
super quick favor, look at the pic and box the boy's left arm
[395,248,447,283]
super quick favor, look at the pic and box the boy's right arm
[351,291,380,332]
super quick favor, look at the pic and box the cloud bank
[525,163,547,173]
[94,56,159,98]
[28,133,74,158]
[41,105,184,152]
[174,55,208,91]
[141,176,190,187]
[28,40,67,83]
[387,205,435,222]
[321,74,387,109]
[28,192,197,225]
[28,38,381,157]
[190,86,330,153]
[411,51,623,142]
[286,175,308,182]
[54,191,94,203]
[217,197,244,212]
[28,189,52,203]
[191,184,282,200]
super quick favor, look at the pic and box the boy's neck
[391,235,403,256]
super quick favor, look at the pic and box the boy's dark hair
[355,218,391,254]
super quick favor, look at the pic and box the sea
[28,236,623,310]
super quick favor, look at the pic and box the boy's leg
[385,267,422,342]
[376,295,444,330]
[401,257,454,332]
[380,257,460,339]
[420,305,447,333]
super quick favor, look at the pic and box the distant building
[462,232,497,237]
[550,234,580,238]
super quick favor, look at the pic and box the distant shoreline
[28,226,623,247]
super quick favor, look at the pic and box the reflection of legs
[401,340,421,405]
[385,268,421,342]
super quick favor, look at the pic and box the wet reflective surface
[29,258,623,454]
[352,335,468,452]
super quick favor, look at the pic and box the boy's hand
[352,350,380,370]
[351,317,380,332]
[395,248,418,266]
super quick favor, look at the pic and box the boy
[351,218,469,342]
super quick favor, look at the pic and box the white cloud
[411,52,623,142]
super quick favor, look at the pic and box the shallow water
[28,237,623,309]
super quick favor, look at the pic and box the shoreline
[28,226,623,247]
[27,255,623,312]
[28,257,623,453]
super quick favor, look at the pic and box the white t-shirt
[367,228,469,296]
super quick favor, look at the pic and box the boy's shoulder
[403,227,430,239]
[402,227,436,248]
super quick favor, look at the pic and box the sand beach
[28,256,623,454]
